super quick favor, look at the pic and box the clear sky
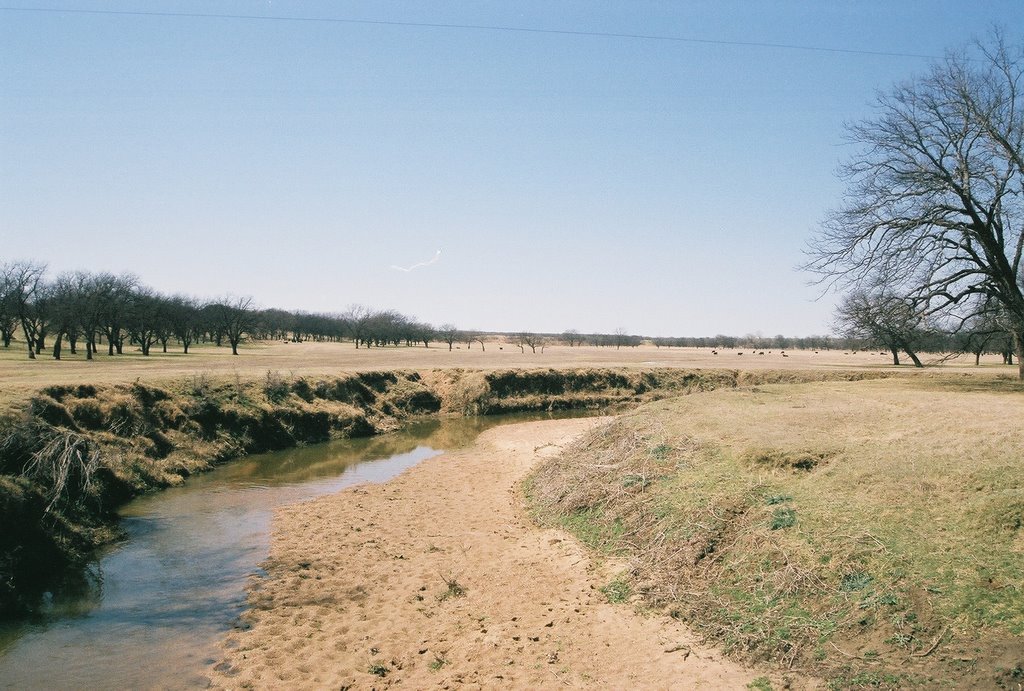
[2,1,1023,337]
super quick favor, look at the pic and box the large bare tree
[834,290,929,367]
[805,33,1024,378]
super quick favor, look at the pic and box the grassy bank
[1,365,829,617]
[526,376,1024,688]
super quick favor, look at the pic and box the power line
[0,5,944,61]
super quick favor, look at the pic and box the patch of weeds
[367,662,388,677]
[428,655,448,672]
[827,671,904,689]
[651,443,673,460]
[263,370,291,403]
[600,578,631,604]
[438,574,466,601]
[764,494,792,506]
[622,474,651,490]
[741,447,831,472]
[841,572,873,592]
[747,677,773,691]
[557,507,624,552]
[769,506,797,530]
[886,632,913,648]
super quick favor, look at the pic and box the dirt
[208,417,811,689]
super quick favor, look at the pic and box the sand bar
[209,417,805,689]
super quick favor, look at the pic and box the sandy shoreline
[209,417,798,689]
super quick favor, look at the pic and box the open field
[529,376,1024,687]
[0,340,1014,411]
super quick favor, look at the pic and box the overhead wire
[0,5,944,61]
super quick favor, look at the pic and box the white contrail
[391,249,442,272]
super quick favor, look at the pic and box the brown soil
[208,418,812,689]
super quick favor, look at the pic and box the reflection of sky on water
[0,441,439,689]
[0,411,585,689]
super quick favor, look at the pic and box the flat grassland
[0,339,1012,410]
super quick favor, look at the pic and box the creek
[0,411,583,689]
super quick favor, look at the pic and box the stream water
[0,412,580,689]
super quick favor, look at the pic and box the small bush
[769,507,797,530]
[741,447,832,472]
[263,371,291,403]
[600,578,631,604]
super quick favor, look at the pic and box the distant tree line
[0,260,438,360]
[1,258,1018,365]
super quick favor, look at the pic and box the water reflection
[0,410,589,689]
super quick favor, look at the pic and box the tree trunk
[1014,331,1024,381]
[52,333,63,360]
[890,347,900,365]
[906,349,923,368]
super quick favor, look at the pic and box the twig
[829,642,861,659]
[664,644,691,659]
[911,625,949,658]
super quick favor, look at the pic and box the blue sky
[2,2,1023,336]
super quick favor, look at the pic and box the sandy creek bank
[210,417,804,689]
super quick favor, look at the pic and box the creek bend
[0,411,589,689]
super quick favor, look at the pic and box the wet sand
[210,418,802,689]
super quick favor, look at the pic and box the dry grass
[528,375,1024,688]
[0,340,1013,413]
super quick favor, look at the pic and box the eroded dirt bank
[209,418,803,690]
[0,367,888,616]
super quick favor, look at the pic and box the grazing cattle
[782,353,788,357]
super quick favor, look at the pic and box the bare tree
[0,266,18,348]
[343,305,374,348]
[518,332,544,354]
[3,261,47,359]
[561,329,584,347]
[613,328,629,350]
[48,273,81,360]
[437,323,460,351]
[125,287,167,356]
[805,32,1024,378]
[209,296,257,355]
[834,290,928,367]
[166,295,201,353]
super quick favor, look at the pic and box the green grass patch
[600,578,631,604]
